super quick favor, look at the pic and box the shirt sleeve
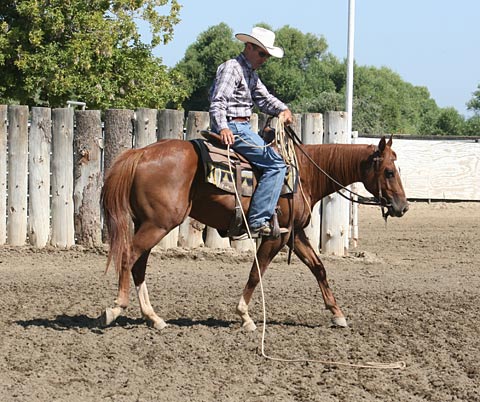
[209,61,237,131]
[251,76,288,116]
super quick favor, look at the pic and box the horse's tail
[101,148,145,276]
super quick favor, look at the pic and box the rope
[275,116,312,217]
[226,122,406,371]
[284,125,383,207]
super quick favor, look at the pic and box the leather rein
[283,125,391,220]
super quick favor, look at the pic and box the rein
[283,125,391,220]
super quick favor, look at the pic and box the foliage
[175,23,469,136]
[463,115,480,136]
[431,107,465,135]
[0,0,186,109]
[466,84,480,114]
[352,66,442,135]
[173,23,242,112]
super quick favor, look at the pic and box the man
[209,26,293,238]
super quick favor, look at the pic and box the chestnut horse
[100,136,408,330]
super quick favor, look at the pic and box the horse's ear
[378,136,386,152]
[387,134,393,148]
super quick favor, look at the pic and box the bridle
[284,125,392,220]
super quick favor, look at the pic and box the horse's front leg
[293,229,347,327]
[236,238,285,331]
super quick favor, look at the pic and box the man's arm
[209,61,237,133]
[251,77,292,124]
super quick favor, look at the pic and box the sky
[144,0,480,117]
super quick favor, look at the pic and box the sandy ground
[0,202,479,402]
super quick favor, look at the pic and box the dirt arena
[0,202,479,401]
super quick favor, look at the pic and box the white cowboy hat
[235,27,284,58]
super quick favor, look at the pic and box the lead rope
[275,116,313,217]
[226,129,406,371]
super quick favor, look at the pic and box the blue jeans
[228,121,287,229]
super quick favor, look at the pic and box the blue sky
[146,0,479,117]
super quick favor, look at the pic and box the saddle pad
[191,139,297,197]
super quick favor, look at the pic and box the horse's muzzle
[387,200,409,218]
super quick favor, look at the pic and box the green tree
[173,23,242,112]
[175,23,337,113]
[0,0,186,109]
[352,65,441,134]
[175,22,454,136]
[433,107,465,135]
[259,25,330,104]
[463,115,480,136]
[466,84,480,114]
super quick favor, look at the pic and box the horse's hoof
[148,319,168,330]
[242,320,257,332]
[100,308,116,327]
[331,316,348,328]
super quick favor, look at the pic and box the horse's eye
[385,169,395,179]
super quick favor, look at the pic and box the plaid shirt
[209,53,287,131]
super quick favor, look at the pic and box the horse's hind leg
[132,249,167,330]
[293,229,347,327]
[102,222,169,328]
[102,249,136,326]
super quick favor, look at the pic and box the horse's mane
[304,143,375,178]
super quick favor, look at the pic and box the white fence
[356,136,480,201]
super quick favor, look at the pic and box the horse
[100,135,409,330]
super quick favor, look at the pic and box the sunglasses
[251,43,270,59]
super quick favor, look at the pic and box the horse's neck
[301,144,370,205]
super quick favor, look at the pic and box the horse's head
[362,136,409,218]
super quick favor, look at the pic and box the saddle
[191,130,297,238]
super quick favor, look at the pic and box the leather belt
[227,116,250,122]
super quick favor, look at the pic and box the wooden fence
[0,105,331,252]
[1,105,478,253]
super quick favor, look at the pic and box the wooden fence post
[51,108,75,247]
[157,109,184,140]
[134,108,157,148]
[301,113,323,254]
[0,105,7,245]
[322,111,350,256]
[103,109,134,174]
[7,105,29,246]
[28,107,52,247]
[156,109,184,249]
[179,111,209,248]
[74,110,103,247]
[103,109,134,242]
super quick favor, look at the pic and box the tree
[175,23,334,113]
[351,65,441,134]
[175,22,459,136]
[463,115,480,136]
[0,0,186,109]
[466,84,480,114]
[173,23,242,112]
[433,107,465,136]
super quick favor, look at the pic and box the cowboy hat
[235,27,284,58]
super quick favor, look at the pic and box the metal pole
[345,0,356,252]
[346,0,355,135]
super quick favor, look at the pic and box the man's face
[244,43,271,70]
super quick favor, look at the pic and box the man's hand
[220,128,235,145]
[279,109,293,125]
